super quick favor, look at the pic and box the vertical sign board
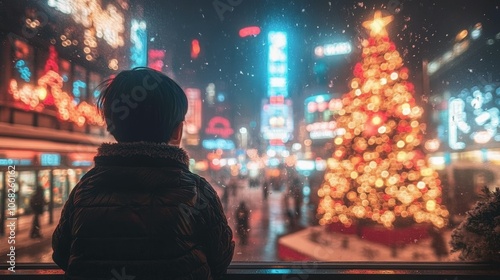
[130,19,147,68]
[265,31,293,146]
[267,31,288,98]
[184,88,202,145]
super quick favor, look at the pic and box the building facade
[0,0,142,234]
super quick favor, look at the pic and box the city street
[1,178,311,263]
[1,210,61,263]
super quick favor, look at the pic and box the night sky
[139,0,500,126]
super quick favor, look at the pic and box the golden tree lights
[317,11,449,229]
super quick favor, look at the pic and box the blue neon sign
[444,83,500,150]
[130,19,148,68]
[202,139,235,150]
[15,60,31,82]
[40,153,61,166]
[267,31,288,98]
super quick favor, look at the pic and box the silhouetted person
[52,67,234,280]
[235,201,250,245]
[290,175,303,216]
[262,179,269,200]
[228,177,238,197]
[30,186,45,239]
[222,185,229,208]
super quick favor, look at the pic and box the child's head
[97,67,187,144]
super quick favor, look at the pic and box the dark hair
[97,67,188,143]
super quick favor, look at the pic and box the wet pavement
[1,178,311,263]
[1,210,61,263]
[218,179,310,262]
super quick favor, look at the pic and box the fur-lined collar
[95,142,190,166]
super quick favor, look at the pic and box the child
[52,67,234,280]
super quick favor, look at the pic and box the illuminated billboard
[304,94,343,140]
[314,42,352,57]
[261,99,294,142]
[441,83,500,150]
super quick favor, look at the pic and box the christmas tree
[317,11,449,229]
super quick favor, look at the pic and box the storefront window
[88,72,102,105]
[59,59,72,93]
[0,172,3,217]
[52,169,68,207]
[17,171,36,215]
[38,169,51,203]
[67,168,83,194]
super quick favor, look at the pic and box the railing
[0,263,499,279]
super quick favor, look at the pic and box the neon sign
[268,31,288,98]
[8,45,104,126]
[148,49,165,72]
[191,39,200,59]
[40,153,61,166]
[202,139,235,150]
[314,42,352,57]
[239,26,261,38]
[9,71,104,126]
[72,80,87,104]
[205,116,234,138]
[184,88,202,134]
[305,94,342,140]
[130,19,147,68]
[15,60,31,82]
[261,99,294,142]
[0,158,33,166]
[446,84,500,150]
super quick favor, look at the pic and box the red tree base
[327,222,431,246]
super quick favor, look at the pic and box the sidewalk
[1,209,62,254]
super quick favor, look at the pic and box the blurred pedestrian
[262,179,269,200]
[30,185,45,239]
[235,201,250,245]
[222,184,229,208]
[52,67,234,280]
[229,177,238,197]
[290,175,303,217]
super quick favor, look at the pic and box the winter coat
[52,142,235,280]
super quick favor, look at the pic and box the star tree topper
[362,11,394,37]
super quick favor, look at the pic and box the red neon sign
[148,49,165,72]
[191,39,200,59]
[205,116,234,138]
[239,26,261,38]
